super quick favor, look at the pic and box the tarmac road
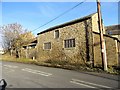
[0,61,119,89]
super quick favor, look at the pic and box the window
[64,38,75,48]
[31,45,36,48]
[108,31,112,35]
[44,42,51,50]
[54,30,59,38]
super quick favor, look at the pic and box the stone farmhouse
[20,12,119,67]
[36,13,101,67]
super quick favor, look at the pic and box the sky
[0,1,119,49]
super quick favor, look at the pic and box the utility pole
[97,0,107,71]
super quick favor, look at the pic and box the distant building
[105,24,120,40]
[21,38,37,59]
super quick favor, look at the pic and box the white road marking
[3,65,18,68]
[70,81,96,88]
[4,67,15,73]
[7,69,15,73]
[71,79,111,88]
[22,68,52,77]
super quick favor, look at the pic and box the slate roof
[105,24,120,35]
[22,37,37,47]
[37,12,97,35]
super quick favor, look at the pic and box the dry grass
[1,53,119,75]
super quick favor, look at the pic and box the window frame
[64,38,75,48]
[43,42,51,50]
[54,30,59,39]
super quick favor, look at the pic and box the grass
[1,54,119,75]
[1,53,36,64]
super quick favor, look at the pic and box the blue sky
[2,2,118,35]
[0,1,118,49]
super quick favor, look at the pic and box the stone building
[105,24,120,40]
[93,32,120,66]
[21,38,37,59]
[36,12,120,67]
[37,13,99,67]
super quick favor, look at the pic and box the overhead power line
[31,0,86,32]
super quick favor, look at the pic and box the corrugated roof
[37,12,97,35]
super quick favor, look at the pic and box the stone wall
[37,18,94,66]
[93,32,120,67]
[21,47,37,59]
[118,41,120,66]
[36,12,119,67]
[91,13,99,33]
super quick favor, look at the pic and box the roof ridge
[105,24,120,27]
[37,12,97,35]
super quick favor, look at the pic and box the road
[0,61,119,89]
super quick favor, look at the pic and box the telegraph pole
[97,0,107,71]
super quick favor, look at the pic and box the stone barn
[36,12,119,67]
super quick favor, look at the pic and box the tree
[0,23,35,57]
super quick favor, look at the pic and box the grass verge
[1,54,119,75]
